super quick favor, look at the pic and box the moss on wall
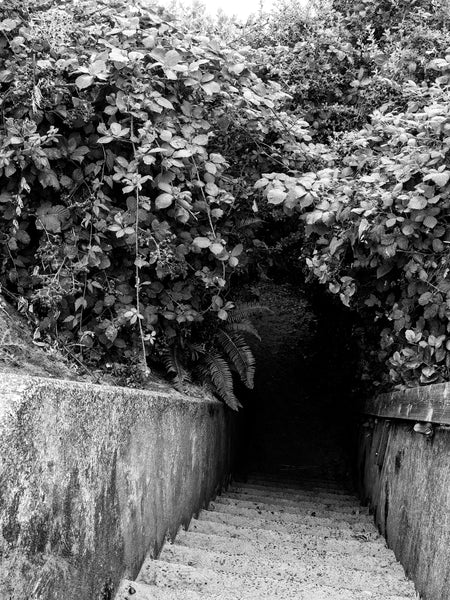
[359,418,450,600]
[0,374,233,600]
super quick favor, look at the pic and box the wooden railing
[364,382,450,425]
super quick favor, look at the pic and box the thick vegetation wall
[0,0,294,406]
[0,374,233,600]
[2,0,450,398]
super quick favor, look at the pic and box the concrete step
[243,477,354,494]
[206,502,376,532]
[115,475,417,600]
[159,543,414,595]
[137,558,417,599]
[246,474,349,483]
[184,520,394,558]
[247,471,347,483]
[115,578,202,599]
[215,495,371,522]
[198,509,382,541]
[230,483,358,503]
[247,472,348,481]
[222,490,369,513]
[174,529,406,575]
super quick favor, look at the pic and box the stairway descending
[115,474,419,600]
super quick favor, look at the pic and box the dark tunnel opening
[233,280,362,486]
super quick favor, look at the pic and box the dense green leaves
[0,0,289,399]
[2,0,450,397]
[251,5,450,389]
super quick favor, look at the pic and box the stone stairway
[115,475,419,600]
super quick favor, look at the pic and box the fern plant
[161,345,191,392]
[162,303,271,410]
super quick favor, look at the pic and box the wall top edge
[0,370,222,408]
[364,381,450,425]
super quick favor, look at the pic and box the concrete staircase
[115,475,418,600]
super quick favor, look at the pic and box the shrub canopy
[1,0,450,398]
[0,0,297,398]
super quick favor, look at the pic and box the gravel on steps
[187,517,391,557]
[173,529,406,575]
[136,558,416,600]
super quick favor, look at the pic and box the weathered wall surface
[0,373,233,600]
[359,418,450,600]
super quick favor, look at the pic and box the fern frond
[215,329,255,389]
[161,346,189,392]
[227,302,272,323]
[189,342,206,361]
[224,320,261,341]
[200,350,242,411]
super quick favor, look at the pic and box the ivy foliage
[245,0,450,137]
[2,0,450,399]
[0,0,302,404]
[250,0,450,388]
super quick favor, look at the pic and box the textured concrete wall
[0,374,233,600]
[359,418,450,600]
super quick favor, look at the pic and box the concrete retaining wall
[0,374,234,600]
[359,417,450,600]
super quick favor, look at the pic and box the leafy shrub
[244,0,450,140]
[232,0,450,391]
[2,0,450,399]
[0,0,299,404]
[255,70,450,388]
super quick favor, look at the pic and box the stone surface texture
[0,373,233,600]
[115,475,418,600]
[359,417,450,600]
